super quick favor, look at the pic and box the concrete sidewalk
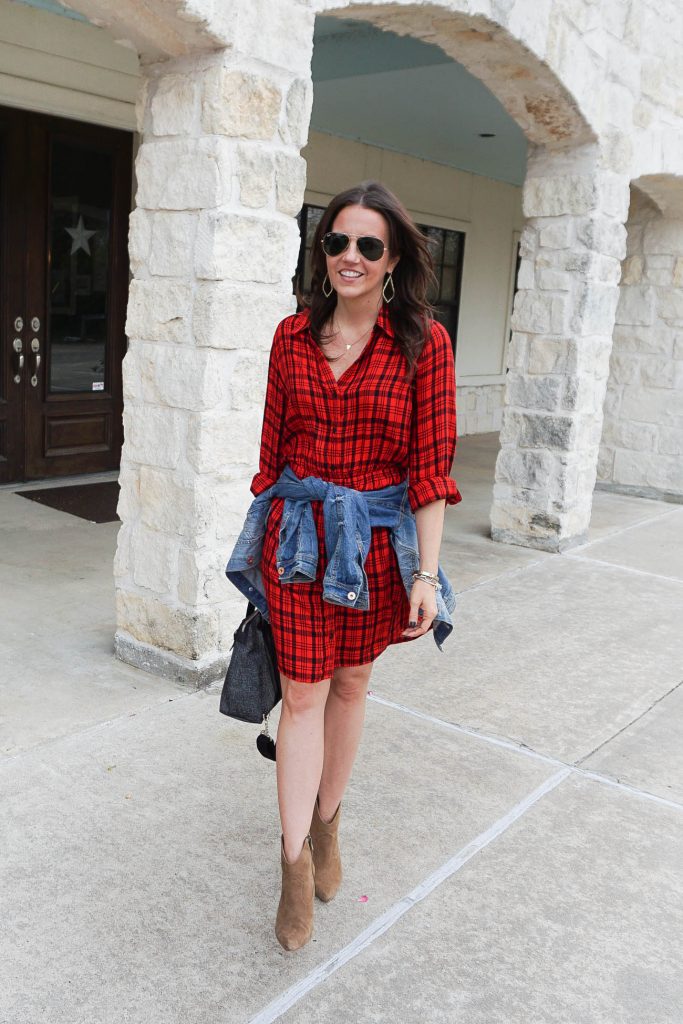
[2,433,682,1024]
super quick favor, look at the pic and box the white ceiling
[312,16,527,186]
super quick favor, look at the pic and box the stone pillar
[597,187,683,502]
[490,145,630,551]
[114,50,313,684]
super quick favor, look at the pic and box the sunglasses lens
[322,232,349,256]
[357,237,386,261]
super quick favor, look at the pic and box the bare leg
[276,674,330,863]
[317,663,373,823]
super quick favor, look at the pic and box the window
[294,204,465,355]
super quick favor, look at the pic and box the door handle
[31,337,40,387]
[12,338,23,383]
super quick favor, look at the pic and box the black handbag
[219,602,281,759]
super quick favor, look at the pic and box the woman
[231,180,461,950]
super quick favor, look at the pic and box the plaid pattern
[251,304,461,684]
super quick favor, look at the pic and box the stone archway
[598,178,683,502]
[54,0,636,680]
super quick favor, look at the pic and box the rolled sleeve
[408,320,462,513]
[250,323,288,496]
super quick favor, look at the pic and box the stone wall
[457,384,506,436]
[598,187,683,501]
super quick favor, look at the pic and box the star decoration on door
[65,214,96,255]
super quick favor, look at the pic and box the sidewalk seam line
[246,768,570,1024]
[367,694,683,813]
[563,552,683,585]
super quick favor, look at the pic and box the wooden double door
[0,106,132,483]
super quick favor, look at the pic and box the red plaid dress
[251,303,462,684]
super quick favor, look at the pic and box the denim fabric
[226,465,456,650]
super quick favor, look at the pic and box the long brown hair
[299,181,438,380]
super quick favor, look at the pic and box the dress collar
[290,303,394,339]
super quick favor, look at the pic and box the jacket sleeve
[408,319,462,513]
[250,322,288,496]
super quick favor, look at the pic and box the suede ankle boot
[310,797,342,902]
[275,834,315,951]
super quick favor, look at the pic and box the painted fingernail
[409,621,417,627]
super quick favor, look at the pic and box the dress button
[277,566,285,576]
[347,591,356,600]
[246,555,254,565]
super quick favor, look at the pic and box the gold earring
[382,272,395,304]
[322,273,334,298]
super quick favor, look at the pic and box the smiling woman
[226,179,462,952]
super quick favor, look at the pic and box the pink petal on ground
[356,895,369,903]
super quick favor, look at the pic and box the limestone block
[228,350,270,410]
[596,443,615,481]
[128,208,152,276]
[113,522,132,579]
[122,404,185,470]
[186,408,263,476]
[506,371,562,411]
[658,288,683,323]
[561,374,604,413]
[522,175,597,218]
[527,336,578,374]
[538,268,572,291]
[645,258,676,287]
[195,211,301,284]
[236,144,274,208]
[643,218,683,256]
[214,477,255,542]
[148,212,198,277]
[620,255,643,285]
[275,151,307,216]
[614,284,655,327]
[576,217,627,259]
[538,220,572,248]
[601,418,659,451]
[640,357,675,388]
[131,526,178,593]
[572,282,619,335]
[135,138,232,210]
[511,291,565,334]
[129,344,230,411]
[177,545,230,607]
[516,259,535,290]
[613,449,683,491]
[505,332,528,372]
[116,463,141,522]
[675,335,683,360]
[201,67,281,140]
[673,257,683,286]
[126,279,193,345]
[612,324,674,356]
[281,77,313,148]
[139,466,213,540]
[620,386,683,424]
[602,384,622,418]
[193,282,295,350]
[229,0,315,76]
[609,352,641,385]
[150,74,197,136]
[657,425,683,455]
[596,173,631,221]
[496,447,553,489]
[500,409,575,449]
[600,82,634,131]
[116,589,221,660]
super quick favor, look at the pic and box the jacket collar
[291,303,395,340]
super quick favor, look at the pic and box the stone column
[597,187,683,502]
[490,144,631,551]
[114,49,313,684]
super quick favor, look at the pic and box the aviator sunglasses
[321,231,388,262]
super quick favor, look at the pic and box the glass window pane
[441,265,457,300]
[444,230,460,266]
[48,141,113,394]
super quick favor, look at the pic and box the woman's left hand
[402,579,438,638]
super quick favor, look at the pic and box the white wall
[0,0,138,129]
[303,130,523,433]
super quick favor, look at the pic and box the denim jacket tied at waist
[225,465,456,650]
